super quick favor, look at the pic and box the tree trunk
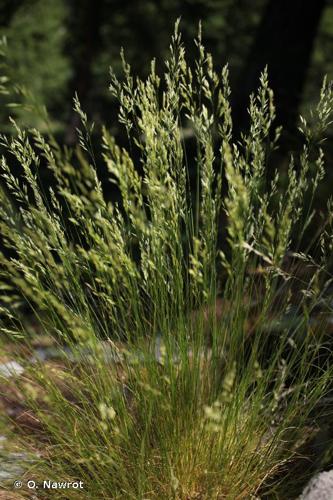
[232,0,327,135]
[0,1,24,27]
[65,0,103,145]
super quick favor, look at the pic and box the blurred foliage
[303,4,333,112]
[0,0,71,129]
[0,0,268,131]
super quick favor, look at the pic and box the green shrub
[0,22,333,499]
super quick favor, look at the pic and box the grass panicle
[0,22,333,499]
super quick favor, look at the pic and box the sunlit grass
[0,21,333,498]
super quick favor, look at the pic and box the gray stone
[0,361,24,379]
[0,448,31,484]
[299,470,333,500]
[0,436,38,485]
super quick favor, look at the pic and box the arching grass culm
[0,22,333,499]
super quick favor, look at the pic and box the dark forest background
[1,0,333,203]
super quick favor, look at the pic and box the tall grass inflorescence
[0,23,333,499]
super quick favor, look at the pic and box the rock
[0,436,28,485]
[0,451,34,483]
[32,345,72,362]
[299,470,333,500]
[0,436,36,486]
[0,361,24,379]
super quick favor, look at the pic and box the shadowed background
[1,0,332,140]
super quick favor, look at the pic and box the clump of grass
[1,21,333,499]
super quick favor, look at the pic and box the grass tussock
[0,22,333,499]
